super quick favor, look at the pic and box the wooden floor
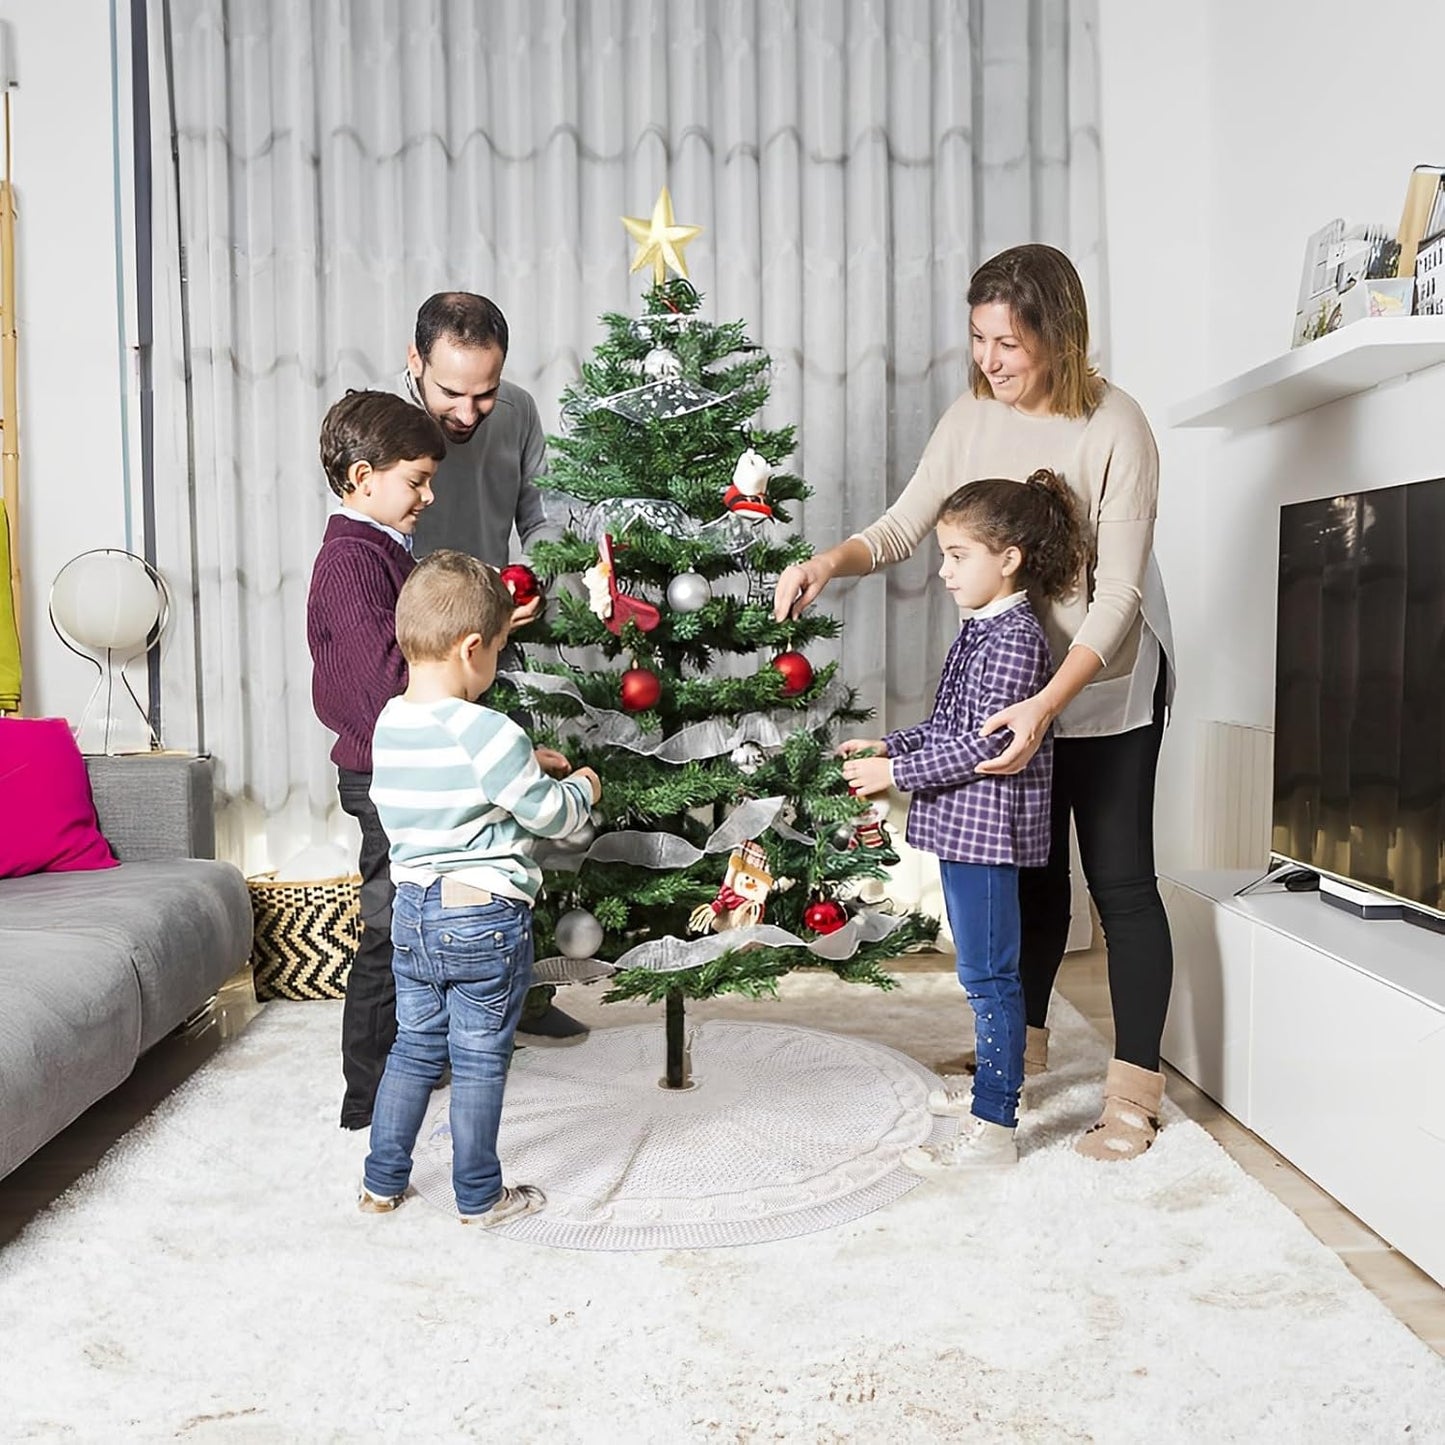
[3,950,1442,1358]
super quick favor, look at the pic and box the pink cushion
[0,717,119,877]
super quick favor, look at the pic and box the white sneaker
[903,1117,1018,1174]
[459,1182,547,1227]
[357,1184,404,1214]
[928,1080,1035,1119]
[926,1083,973,1118]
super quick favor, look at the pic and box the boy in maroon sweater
[307,390,446,1130]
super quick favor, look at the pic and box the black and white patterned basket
[247,871,360,1001]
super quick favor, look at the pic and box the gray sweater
[399,370,561,567]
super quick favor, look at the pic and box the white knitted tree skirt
[409,1020,955,1249]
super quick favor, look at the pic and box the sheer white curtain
[147,0,1104,869]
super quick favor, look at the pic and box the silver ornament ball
[554,908,604,960]
[666,572,712,613]
[828,823,856,851]
[643,346,683,379]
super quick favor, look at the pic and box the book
[1394,163,1445,276]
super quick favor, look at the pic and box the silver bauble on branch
[643,346,683,379]
[828,822,856,851]
[554,908,605,960]
[730,741,764,775]
[666,571,712,613]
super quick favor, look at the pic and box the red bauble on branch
[771,650,813,697]
[620,666,662,713]
[803,898,848,935]
[499,563,542,606]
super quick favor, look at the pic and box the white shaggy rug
[2,974,1443,1442]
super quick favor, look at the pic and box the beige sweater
[856,383,1161,690]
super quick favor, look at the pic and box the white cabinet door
[1161,880,1255,1122]
[1250,929,1445,1287]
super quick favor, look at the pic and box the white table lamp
[49,549,170,754]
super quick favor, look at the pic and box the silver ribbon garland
[608,908,910,974]
[539,491,775,557]
[536,795,797,872]
[498,670,847,765]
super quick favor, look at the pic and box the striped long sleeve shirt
[370,695,593,905]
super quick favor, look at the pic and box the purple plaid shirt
[886,597,1054,867]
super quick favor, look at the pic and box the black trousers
[337,768,397,1129]
[1017,671,1173,1071]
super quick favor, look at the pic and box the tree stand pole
[664,989,691,1089]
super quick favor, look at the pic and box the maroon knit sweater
[306,515,416,773]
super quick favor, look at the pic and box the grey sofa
[0,754,253,1180]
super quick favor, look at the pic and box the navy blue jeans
[939,860,1025,1129]
[363,882,534,1216]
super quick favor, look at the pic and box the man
[400,291,589,1047]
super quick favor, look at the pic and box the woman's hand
[508,593,544,634]
[974,693,1055,775]
[841,754,893,797]
[773,557,833,621]
[533,747,572,778]
[836,738,887,759]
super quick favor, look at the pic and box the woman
[774,244,1175,1160]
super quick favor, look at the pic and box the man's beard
[439,415,479,443]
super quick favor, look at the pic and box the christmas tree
[506,189,936,1085]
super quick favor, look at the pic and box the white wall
[1,0,133,724]
[1096,0,1212,875]
[1098,0,1445,875]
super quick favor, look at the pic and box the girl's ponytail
[1021,468,1089,599]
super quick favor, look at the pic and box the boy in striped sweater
[359,550,600,1226]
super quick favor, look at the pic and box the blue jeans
[363,881,534,1216]
[939,861,1024,1129]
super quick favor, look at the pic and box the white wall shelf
[1169,316,1445,429]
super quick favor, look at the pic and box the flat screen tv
[1273,476,1445,923]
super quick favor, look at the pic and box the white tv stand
[1160,870,1445,1286]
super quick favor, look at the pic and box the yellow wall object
[0,491,18,713]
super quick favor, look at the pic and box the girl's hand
[840,754,893,797]
[534,747,572,778]
[974,693,1054,775]
[837,738,887,759]
[773,557,832,621]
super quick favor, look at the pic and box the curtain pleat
[151,0,1103,869]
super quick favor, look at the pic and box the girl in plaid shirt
[842,469,1086,1170]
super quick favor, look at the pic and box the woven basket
[248,871,360,1001]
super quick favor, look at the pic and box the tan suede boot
[950,1023,1049,1078]
[1075,1058,1166,1162]
[929,1024,1050,1116]
[1023,1024,1049,1077]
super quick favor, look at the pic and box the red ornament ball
[500,563,542,606]
[804,898,848,935]
[771,650,813,697]
[620,666,662,712]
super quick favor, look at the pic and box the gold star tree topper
[622,186,703,286]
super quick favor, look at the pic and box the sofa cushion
[0,718,119,878]
[0,928,142,1179]
[0,859,254,1051]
